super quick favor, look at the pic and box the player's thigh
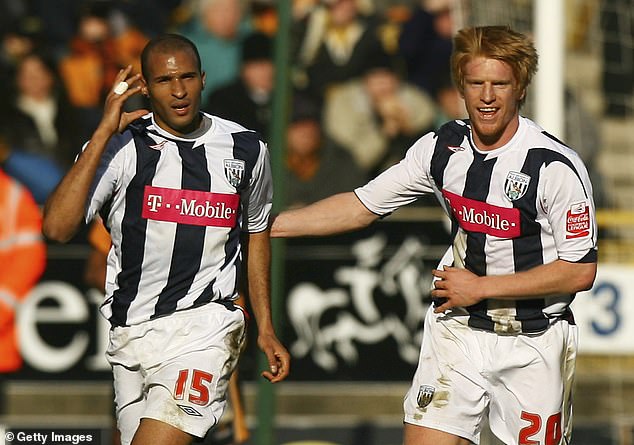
[112,363,146,445]
[143,306,246,439]
[404,309,488,444]
[131,418,192,445]
[488,321,577,445]
[404,423,473,445]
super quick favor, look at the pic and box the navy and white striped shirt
[356,117,597,334]
[85,113,272,327]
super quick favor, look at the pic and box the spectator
[0,17,43,99]
[324,51,435,175]
[285,94,366,208]
[0,166,46,375]
[109,9,150,81]
[203,32,274,140]
[293,0,388,103]
[58,3,122,133]
[398,0,454,97]
[0,135,63,205]
[10,51,84,168]
[178,0,253,94]
[250,0,278,36]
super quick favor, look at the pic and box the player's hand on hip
[258,333,290,383]
[100,65,147,134]
[431,266,483,313]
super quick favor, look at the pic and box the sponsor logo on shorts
[566,201,590,239]
[504,171,531,201]
[177,404,203,417]
[442,190,521,238]
[417,385,435,409]
[224,159,245,187]
[142,186,239,227]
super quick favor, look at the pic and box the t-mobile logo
[146,194,163,212]
[142,186,239,227]
[443,189,521,238]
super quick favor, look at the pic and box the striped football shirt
[355,116,597,334]
[85,113,272,327]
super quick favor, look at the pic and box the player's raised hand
[258,333,290,383]
[100,65,148,134]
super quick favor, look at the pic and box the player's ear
[201,71,206,90]
[140,78,149,97]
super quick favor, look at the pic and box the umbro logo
[149,141,167,150]
[177,404,203,417]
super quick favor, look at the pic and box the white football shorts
[106,301,246,445]
[404,306,577,445]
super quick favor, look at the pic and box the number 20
[174,369,213,405]
[519,411,562,445]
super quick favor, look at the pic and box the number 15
[174,369,214,406]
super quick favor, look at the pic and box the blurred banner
[14,218,634,380]
[573,264,634,353]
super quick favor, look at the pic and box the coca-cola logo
[566,201,590,239]
[442,190,521,238]
[141,186,239,227]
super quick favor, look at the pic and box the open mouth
[478,107,497,118]
[172,103,190,116]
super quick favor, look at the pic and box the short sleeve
[242,140,273,232]
[540,157,597,262]
[355,132,437,215]
[85,133,130,223]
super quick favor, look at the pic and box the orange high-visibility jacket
[0,169,46,373]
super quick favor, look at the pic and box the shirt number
[174,369,213,405]
[519,411,562,445]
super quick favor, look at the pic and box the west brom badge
[417,385,436,409]
[504,171,531,201]
[224,159,245,188]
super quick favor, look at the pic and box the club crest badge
[504,171,531,201]
[224,159,245,188]
[417,385,435,409]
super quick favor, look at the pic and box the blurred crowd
[0,0,467,210]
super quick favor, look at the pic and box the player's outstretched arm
[43,66,147,243]
[245,229,290,383]
[270,192,378,238]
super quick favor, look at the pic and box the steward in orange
[0,168,46,373]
